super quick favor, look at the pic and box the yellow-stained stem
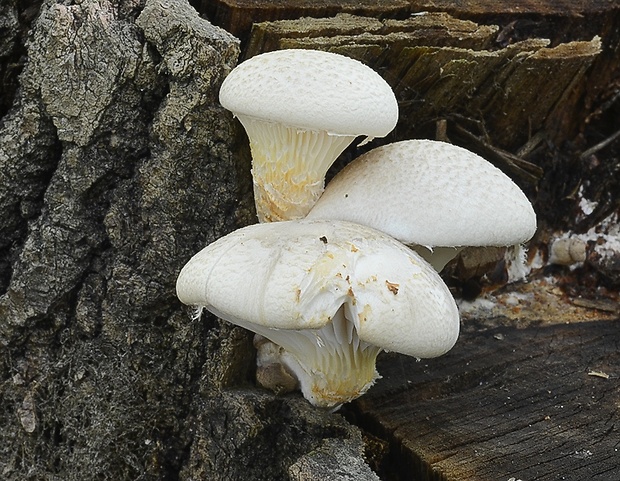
[238,116,356,222]
[252,306,381,410]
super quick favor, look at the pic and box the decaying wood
[204,0,620,152]
[349,319,620,481]
[243,12,602,152]
[201,0,410,42]
[580,128,620,160]
[245,14,601,151]
[204,0,620,45]
[244,13,499,56]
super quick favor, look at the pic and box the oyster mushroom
[307,140,537,271]
[176,219,459,409]
[219,49,398,222]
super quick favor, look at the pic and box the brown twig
[453,123,544,185]
[579,128,620,160]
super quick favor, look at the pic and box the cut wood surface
[349,318,620,481]
[244,12,601,151]
[203,0,620,43]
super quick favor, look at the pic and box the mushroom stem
[239,116,355,222]
[409,245,465,272]
[219,50,398,222]
[249,305,381,409]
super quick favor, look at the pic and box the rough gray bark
[0,1,374,479]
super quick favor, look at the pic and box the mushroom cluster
[176,49,537,410]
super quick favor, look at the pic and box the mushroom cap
[219,49,398,138]
[176,219,459,359]
[307,140,537,248]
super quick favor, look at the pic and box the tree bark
[0,1,375,480]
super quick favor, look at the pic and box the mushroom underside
[208,301,381,409]
[176,219,461,408]
[409,245,465,271]
[239,116,356,222]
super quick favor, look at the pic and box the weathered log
[245,12,499,55]
[203,0,620,44]
[348,318,620,481]
[201,0,410,44]
[243,12,602,152]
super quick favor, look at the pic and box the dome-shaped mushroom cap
[307,140,537,247]
[219,49,398,138]
[176,219,459,359]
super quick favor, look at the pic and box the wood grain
[348,319,620,480]
[244,13,601,150]
[202,0,620,44]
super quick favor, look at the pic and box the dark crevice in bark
[341,402,433,481]
[0,101,62,297]
[0,0,43,120]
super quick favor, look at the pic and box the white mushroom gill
[238,117,355,222]
[242,305,381,410]
[176,219,460,409]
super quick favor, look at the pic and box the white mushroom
[176,219,459,409]
[219,49,398,222]
[548,237,587,266]
[307,140,537,271]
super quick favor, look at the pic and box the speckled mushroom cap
[307,140,537,248]
[176,219,459,359]
[219,49,398,138]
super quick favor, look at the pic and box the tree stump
[1,1,618,480]
[348,318,619,480]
